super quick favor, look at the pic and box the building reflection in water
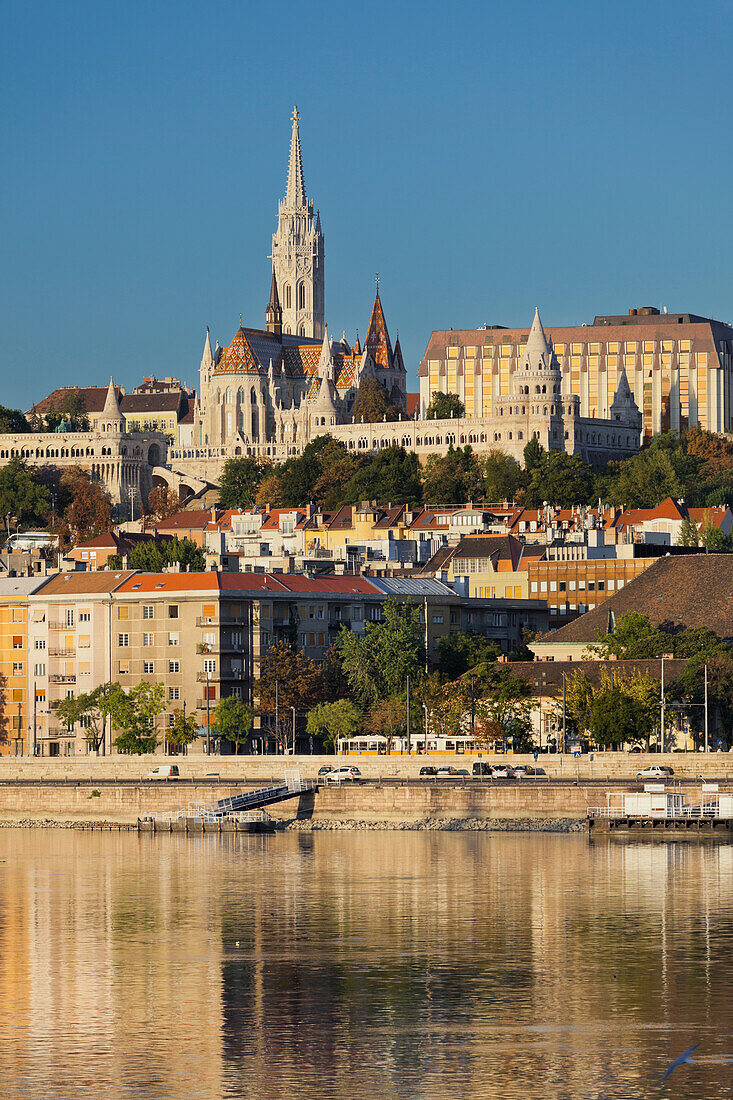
[0,832,732,1099]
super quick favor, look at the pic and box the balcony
[196,616,218,627]
[48,621,75,631]
[196,671,221,683]
[49,648,75,658]
[49,674,76,685]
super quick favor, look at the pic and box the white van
[146,764,180,781]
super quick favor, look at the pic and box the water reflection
[0,832,732,1098]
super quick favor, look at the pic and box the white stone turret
[101,377,123,435]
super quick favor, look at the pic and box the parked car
[491,765,515,779]
[146,764,179,781]
[514,765,547,778]
[472,761,493,776]
[455,768,470,776]
[436,766,462,776]
[636,765,674,780]
[317,766,333,776]
[419,766,438,777]
[325,766,363,783]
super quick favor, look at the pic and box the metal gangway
[153,769,319,824]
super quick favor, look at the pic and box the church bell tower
[270,107,325,340]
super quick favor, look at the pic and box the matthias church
[192,109,407,459]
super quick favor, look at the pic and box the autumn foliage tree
[57,467,112,545]
[144,485,181,524]
[258,640,325,749]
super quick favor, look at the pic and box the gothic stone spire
[284,105,306,208]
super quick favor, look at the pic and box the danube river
[0,830,731,1099]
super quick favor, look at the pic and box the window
[142,633,154,646]
[12,662,22,674]
[169,660,180,673]
[168,713,175,727]
[168,632,179,646]
[78,635,90,648]
[12,636,22,649]
[559,581,566,592]
[143,605,154,619]
[168,687,180,701]
[118,662,129,674]
[34,664,45,677]
[203,658,216,674]
[168,605,179,619]
[79,610,91,622]
[118,634,129,647]
[118,606,129,620]
[432,614,443,624]
[65,610,74,628]
[202,603,215,621]
[143,661,154,674]
[34,639,46,650]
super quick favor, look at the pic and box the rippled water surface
[0,830,732,1098]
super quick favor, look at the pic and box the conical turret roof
[103,376,122,418]
[365,290,393,371]
[521,307,559,373]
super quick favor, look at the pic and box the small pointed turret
[365,286,394,371]
[520,307,560,374]
[284,106,306,208]
[353,330,361,356]
[266,269,283,336]
[102,376,123,434]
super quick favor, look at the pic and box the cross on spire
[375,272,380,295]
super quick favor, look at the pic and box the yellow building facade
[0,579,44,755]
[419,308,733,441]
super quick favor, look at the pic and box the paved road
[0,776,724,789]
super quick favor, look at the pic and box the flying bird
[663,1043,699,1080]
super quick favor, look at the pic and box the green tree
[344,447,422,505]
[422,445,483,506]
[480,450,527,502]
[677,515,700,546]
[426,391,464,420]
[525,451,594,507]
[129,536,205,572]
[523,437,543,472]
[591,612,668,660]
[437,632,499,678]
[605,448,681,508]
[211,696,254,754]
[337,598,423,708]
[306,699,362,751]
[589,686,641,747]
[218,457,269,509]
[351,378,400,423]
[474,666,534,753]
[0,406,30,433]
[54,683,120,755]
[418,673,472,740]
[166,709,199,754]
[0,458,51,528]
[109,681,165,754]
[311,439,361,510]
[564,669,594,742]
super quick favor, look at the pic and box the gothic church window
[285,285,292,310]
[298,283,306,310]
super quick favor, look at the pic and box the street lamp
[422,703,429,755]
[291,706,296,755]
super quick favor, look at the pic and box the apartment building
[419,307,733,439]
[0,578,45,755]
[422,534,545,599]
[27,572,136,756]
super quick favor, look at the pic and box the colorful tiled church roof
[214,328,265,376]
[365,291,394,371]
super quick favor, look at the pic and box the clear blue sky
[2,0,732,408]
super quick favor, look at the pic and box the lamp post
[205,668,211,756]
[275,679,279,755]
[704,664,709,754]
[406,674,410,756]
[422,703,429,755]
[660,655,666,753]
[291,705,296,755]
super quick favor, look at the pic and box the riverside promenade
[0,752,731,828]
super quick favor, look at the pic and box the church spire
[365,283,394,371]
[284,106,306,208]
[266,269,283,336]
